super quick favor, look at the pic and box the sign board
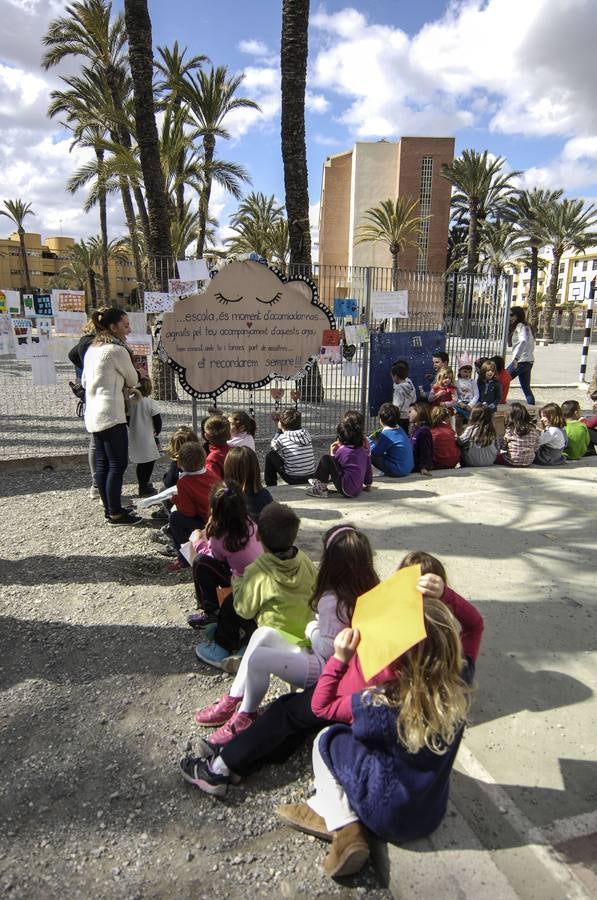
[371,290,409,319]
[159,260,335,397]
[368,330,446,416]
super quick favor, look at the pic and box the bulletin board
[368,330,446,416]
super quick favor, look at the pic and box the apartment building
[318,137,455,273]
[0,231,138,302]
[510,247,597,306]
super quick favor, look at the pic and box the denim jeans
[507,361,535,405]
[93,423,129,515]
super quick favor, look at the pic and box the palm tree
[180,65,259,257]
[123,0,172,266]
[507,188,563,330]
[269,219,290,273]
[226,192,285,258]
[281,0,312,268]
[446,222,469,273]
[539,197,597,340]
[155,42,208,223]
[441,149,521,272]
[479,221,524,278]
[356,197,426,289]
[48,67,113,302]
[58,236,128,308]
[42,0,144,292]
[0,200,35,289]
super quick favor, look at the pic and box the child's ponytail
[206,480,251,552]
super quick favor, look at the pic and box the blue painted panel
[368,330,446,416]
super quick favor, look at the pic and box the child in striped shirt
[264,408,315,486]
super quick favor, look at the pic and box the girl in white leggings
[193,524,379,746]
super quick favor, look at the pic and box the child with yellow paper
[276,551,484,878]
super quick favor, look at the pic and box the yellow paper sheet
[352,564,426,682]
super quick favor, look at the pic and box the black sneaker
[180,755,229,797]
[138,485,157,498]
[107,511,143,526]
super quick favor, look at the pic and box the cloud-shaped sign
[158,260,335,398]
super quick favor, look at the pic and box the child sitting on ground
[580,389,597,452]
[497,403,539,467]
[455,360,479,422]
[204,415,231,479]
[430,406,461,469]
[188,481,263,629]
[535,403,567,466]
[476,360,502,411]
[167,441,221,573]
[264,408,315,487]
[369,402,414,477]
[456,405,498,467]
[275,551,484,878]
[420,351,449,399]
[192,525,378,752]
[227,410,256,451]
[308,416,372,498]
[429,366,457,412]
[491,355,511,403]
[223,447,273,520]
[561,400,590,460]
[408,402,433,476]
[127,376,162,497]
[163,426,200,492]
[391,360,417,432]
[194,502,316,670]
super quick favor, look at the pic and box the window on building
[558,279,563,289]
[416,155,433,273]
[583,260,588,271]
[559,262,565,272]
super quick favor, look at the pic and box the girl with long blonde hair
[276,551,484,878]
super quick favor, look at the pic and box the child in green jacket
[195,502,316,670]
[561,400,590,460]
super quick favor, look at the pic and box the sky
[1,0,596,254]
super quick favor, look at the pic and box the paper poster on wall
[371,290,409,319]
[33,294,53,316]
[368,329,446,416]
[1,290,21,315]
[177,259,210,282]
[0,314,14,354]
[51,289,86,313]
[127,311,148,334]
[54,311,87,335]
[29,339,57,385]
[144,291,173,314]
[159,260,335,397]
[333,297,359,319]
[127,334,152,377]
[37,318,52,339]
[22,293,35,316]
[12,318,32,359]
[168,279,196,298]
[343,362,359,378]
[11,317,32,339]
[344,323,369,345]
[319,344,342,364]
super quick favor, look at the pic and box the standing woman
[507,307,535,405]
[68,317,99,498]
[83,307,141,525]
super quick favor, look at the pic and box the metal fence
[0,266,510,462]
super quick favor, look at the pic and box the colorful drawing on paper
[22,293,35,315]
[53,290,86,312]
[168,279,197,298]
[344,323,369,345]
[144,292,173,314]
[333,297,359,319]
[54,312,87,335]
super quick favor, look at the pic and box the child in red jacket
[167,441,220,573]
[204,415,230,479]
[430,406,461,469]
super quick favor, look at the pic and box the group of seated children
[181,518,485,878]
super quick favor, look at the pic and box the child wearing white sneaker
[308,416,372,498]
[193,525,378,747]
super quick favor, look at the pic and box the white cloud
[311,0,597,140]
[306,92,329,113]
[520,135,597,193]
[238,39,270,56]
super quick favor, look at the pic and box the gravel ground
[0,462,391,900]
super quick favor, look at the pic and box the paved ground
[1,445,596,899]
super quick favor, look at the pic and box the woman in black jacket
[68,320,99,498]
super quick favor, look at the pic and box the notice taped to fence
[371,290,409,319]
[159,260,335,397]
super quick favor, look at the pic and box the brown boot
[322,821,369,877]
[275,802,332,842]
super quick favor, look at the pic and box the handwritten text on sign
[371,290,409,319]
[160,260,334,397]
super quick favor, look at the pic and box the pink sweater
[311,587,484,723]
[191,520,263,577]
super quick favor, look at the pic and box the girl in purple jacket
[307,417,372,498]
[276,551,484,878]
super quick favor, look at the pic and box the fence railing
[0,265,511,462]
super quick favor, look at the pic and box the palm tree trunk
[391,248,399,291]
[467,203,479,273]
[119,176,143,294]
[88,268,98,308]
[96,148,111,304]
[542,248,561,341]
[281,0,312,268]
[18,228,31,290]
[527,245,539,332]
[196,135,214,258]
[134,185,152,255]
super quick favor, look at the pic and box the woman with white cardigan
[83,307,141,525]
[507,306,536,406]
